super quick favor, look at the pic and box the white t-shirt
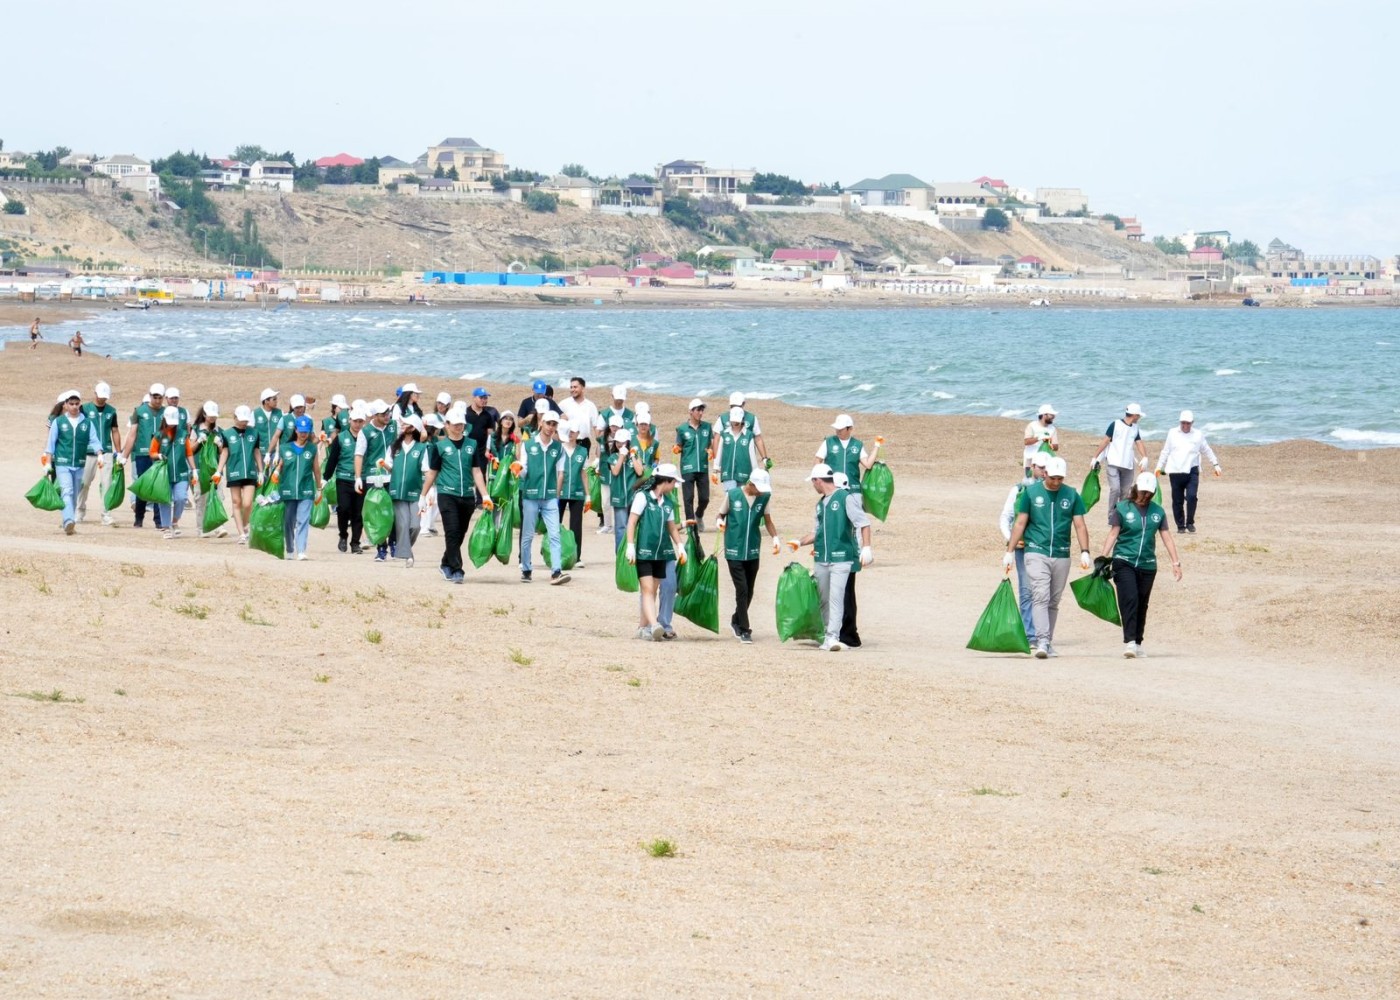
[1023,419,1057,464]
[559,397,600,440]
[629,489,674,520]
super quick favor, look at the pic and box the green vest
[634,490,675,560]
[520,438,562,500]
[635,437,659,472]
[52,414,96,468]
[254,406,282,454]
[814,487,857,564]
[279,412,305,442]
[716,426,755,484]
[608,450,638,508]
[388,441,428,502]
[278,441,319,501]
[675,421,713,475]
[721,487,771,561]
[824,435,864,494]
[359,421,393,473]
[430,435,478,498]
[157,433,193,484]
[600,406,635,440]
[221,425,259,481]
[558,444,589,500]
[82,402,118,455]
[322,415,340,438]
[1112,500,1165,570]
[1016,481,1086,559]
[130,403,160,455]
[331,429,358,481]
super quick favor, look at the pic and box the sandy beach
[1,341,1397,997]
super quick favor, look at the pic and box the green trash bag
[544,527,577,570]
[248,498,284,559]
[586,466,603,511]
[132,459,172,505]
[674,555,719,634]
[256,471,277,499]
[1153,477,1163,507]
[677,529,702,597]
[966,578,1031,654]
[862,462,895,522]
[493,509,513,565]
[26,474,64,512]
[309,495,330,529]
[1081,466,1102,512]
[614,540,639,593]
[488,448,517,502]
[322,477,338,507]
[197,435,219,493]
[775,562,825,643]
[468,510,496,569]
[1071,572,1121,626]
[104,462,127,512]
[510,495,522,529]
[362,486,394,546]
[202,488,230,534]
[1038,439,1056,455]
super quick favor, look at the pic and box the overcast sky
[7,0,1394,255]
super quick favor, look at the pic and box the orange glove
[710,472,719,485]
[185,437,196,458]
[509,461,522,475]
[785,540,800,552]
[376,459,387,469]
[481,498,495,511]
[491,458,500,470]
[683,519,697,528]
[149,439,161,459]
[39,453,49,466]
[671,445,681,455]
[271,473,280,486]
[875,436,885,446]
[212,473,221,485]
[583,500,592,513]
[676,550,688,567]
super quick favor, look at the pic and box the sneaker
[351,543,363,554]
[238,532,248,546]
[101,514,113,527]
[64,521,76,536]
[297,553,308,561]
[452,571,465,584]
[521,570,532,583]
[819,640,847,653]
[550,570,571,585]
[1134,644,1145,658]
[731,623,744,639]
[374,549,387,562]
[1123,643,1138,659]
[1033,644,1049,659]
[596,525,611,535]
[389,542,398,558]
[440,565,453,581]
[171,529,183,538]
[338,538,348,553]
[662,629,677,640]
[1046,644,1059,658]
[574,561,586,570]
[697,517,706,533]
[427,528,439,536]
[405,557,414,569]
[215,526,229,538]
[1186,524,1197,533]
[650,623,665,641]
[637,626,653,641]
[162,529,173,540]
[739,631,753,644]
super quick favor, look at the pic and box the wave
[280,342,357,365]
[926,390,955,400]
[457,372,487,380]
[1202,421,1256,432]
[375,319,414,328]
[999,408,1028,418]
[852,384,875,392]
[1330,428,1400,446]
[838,374,853,381]
[1214,369,1241,376]
[345,316,372,324]
[744,391,783,400]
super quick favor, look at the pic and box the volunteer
[607,426,645,551]
[419,412,444,537]
[1093,403,1149,522]
[1022,404,1059,475]
[428,404,491,583]
[432,391,452,422]
[384,415,430,568]
[151,405,196,540]
[792,463,873,653]
[324,394,349,436]
[354,399,396,560]
[831,471,864,649]
[77,381,122,527]
[999,452,1050,647]
[269,393,308,454]
[488,410,518,467]
[557,419,591,569]
[517,379,560,434]
[163,387,191,437]
[1154,409,1222,534]
[633,404,660,469]
[191,401,230,539]
[515,410,570,585]
[393,383,424,424]
[712,407,759,491]
[217,405,263,545]
[1100,471,1182,658]
[624,463,688,641]
[323,404,366,553]
[714,467,780,644]
[727,392,771,468]
[276,414,323,561]
[597,386,635,531]
[43,389,102,535]
[815,414,879,504]
[674,398,713,531]
[122,382,167,529]
[253,388,282,463]
[464,387,498,455]
[1004,456,1092,659]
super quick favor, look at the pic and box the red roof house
[657,263,697,280]
[1014,255,1046,272]
[1187,244,1225,262]
[974,175,1009,191]
[314,153,365,169]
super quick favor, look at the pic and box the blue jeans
[131,454,162,527]
[521,497,562,573]
[1014,547,1037,644]
[282,498,311,555]
[55,465,83,527]
[658,559,677,630]
[613,516,627,552]
[155,481,189,530]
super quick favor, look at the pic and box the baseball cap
[446,406,466,425]
[560,419,580,436]
[165,386,180,399]
[728,407,745,424]
[294,415,313,434]
[424,413,445,430]
[1125,403,1143,416]
[747,468,772,492]
[611,385,627,400]
[234,405,253,422]
[331,394,348,409]
[1135,472,1158,493]
[289,393,306,408]
[472,387,490,399]
[150,382,166,397]
[1030,452,1050,468]
[532,379,548,394]
[401,382,420,394]
[809,462,834,480]
[616,428,633,443]
[162,406,179,426]
[831,472,850,490]
[635,407,651,423]
[95,381,111,398]
[369,399,389,415]
[1037,403,1057,417]
[1179,409,1194,423]
[260,387,277,402]
[56,388,80,403]
[1044,457,1068,478]
[204,401,219,418]
[608,415,624,428]
[653,462,680,481]
[729,391,745,406]
[349,406,368,422]
[541,411,560,424]
[831,413,854,430]
[405,415,426,435]
[534,398,551,415]
[688,397,705,410]
[436,391,452,405]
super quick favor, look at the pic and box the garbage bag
[488,452,517,502]
[362,486,394,546]
[586,466,603,511]
[309,495,330,529]
[510,495,521,529]
[256,472,277,499]
[548,527,577,570]
[966,578,1031,653]
[614,539,639,593]
[1153,477,1163,506]
[1071,572,1121,626]
[197,435,219,493]
[468,510,496,569]
[775,562,825,642]
[493,509,513,564]
[678,528,702,597]
[248,497,284,559]
[132,460,172,505]
[674,555,720,633]
[322,477,338,507]
[104,462,127,512]
[1081,466,1102,512]
[862,462,895,522]
[202,488,230,534]
[26,475,64,512]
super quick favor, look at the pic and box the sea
[7,305,1398,448]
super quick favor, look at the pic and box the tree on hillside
[741,172,809,198]
[982,207,1010,232]
[490,175,510,193]
[446,166,460,181]
[1225,239,1261,263]
[1153,236,1188,255]
[1194,235,1222,249]
[153,150,208,177]
[233,144,268,165]
[1100,213,1125,230]
[524,191,558,213]
[561,163,593,179]
[351,157,381,184]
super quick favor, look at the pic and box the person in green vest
[1099,471,1182,659]
[324,394,349,438]
[151,405,196,540]
[714,467,781,644]
[556,419,592,569]
[815,414,880,506]
[712,407,758,491]
[515,410,571,584]
[354,399,397,560]
[323,404,367,553]
[269,393,308,455]
[597,387,635,534]
[633,404,660,470]
[1004,456,1092,659]
[607,426,645,552]
[44,389,102,535]
[253,388,282,462]
[383,415,430,568]
[77,380,122,527]
[217,405,263,546]
[624,463,688,641]
[275,414,324,560]
[792,463,874,652]
[121,381,167,529]
[427,404,492,583]
[190,401,230,539]
[727,391,771,469]
[674,397,714,532]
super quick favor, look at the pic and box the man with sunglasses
[1004,456,1091,659]
[1022,403,1059,476]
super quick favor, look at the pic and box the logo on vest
[1059,498,1071,509]
[1033,495,1046,507]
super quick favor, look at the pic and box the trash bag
[248,497,284,559]
[674,555,719,633]
[1081,466,1102,512]
[558,528,578,570]
[202,488,230,534]
[586,466,603,511]
[775,562,825,642]
[510,495,521,529]
[132,460,172,505]
[1153,477,1163,507]
[488,454,517,503]
[468,511,496,569]
[362,486,394,546]
[862,462,895,522]
[309,495,330,529]
[493,509,513,564]
[322,477,338,507]
[1038,440,1056,455]
[26,474,64,512]
[678,529,702,597]
[104,462,127,512]
[256,472,277,499]
[197,435,219,493]
[966,578,1031,653]
[614,540,639,593]
[1071,572,1121,626]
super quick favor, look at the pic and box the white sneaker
[405,557,415,568]
[1123,643,1137,659]
[101,514,113,526]
[596,525,611,535]
[162,530,173,540]
[1033,644,1049,660]
[637,626,653,641]
[215,526,229,538]
[819,640,846,652]
[171,529,183,538]
[1046,644,1058,658]
[1134,644,1145,658]
[650,624,665,641]
[297,553,308,561]
[239,532,248,545]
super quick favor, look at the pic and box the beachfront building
[94,155,161,198]
[248,160,295,192]
[1264,241,1381,281]
[656,160,756,198]
[1036,187,1088,215]
[847,174,931,209]
[1014,255,1046,274]
[424,137,507,184]
[58,152,96,171]
[0,150,28,169]
[771,248,847,272]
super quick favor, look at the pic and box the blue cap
[532,379,548,394]
[294,415,313,434]
[472,387,490,399]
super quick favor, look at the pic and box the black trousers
[1168,469,1200,530]
[840,572,861,647]
[682,472,710,522]
[132,454,161,527]
[438,493,477,573]
[1112,559,1157,644]
[558,497,584,561]
[336,478,363,546]
[726,557,760,633]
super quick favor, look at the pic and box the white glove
[1080,550,1092,571]
[1002,552,1015,571]
[96,454,106,468]
[625,542,636,564]
[1137,456,1149,470]
[354,476,363,491]
[771,537,781,555]
[860,545,873,566]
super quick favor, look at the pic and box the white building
[94,154,160,197]
[249,160,295,192]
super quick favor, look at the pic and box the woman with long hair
[385,416,430,568]
[1100,471,1182,659]
[276,415,323,560]
[217,405,262,545]
[151,405,196,540]
[190,401,230,539]
[624,464,687,641]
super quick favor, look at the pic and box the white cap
[612,385,627,400]
[351,398,366,411]
[653,462,680,481]
[831,472,850,490]
[165,386,180,399]
[688,397,705,410]
[349,406,368,421]
[809,462,834,480]
[541,410,560,424]
[401,382,420,394]
[728,407,746,424]
[1045,457,1068,477]
[260,387,277,402]
[1135,472,1158,493]
[204,401,219,417]
[404,415,426,435]
[1179,409,1194,423]
[289,393,306,408]
[331,393,348,409]
[1037,403,1057,417]
[369,399,390,415]
[424,413,444,429]
[608,414,624,428]
[234,405,253,422]
[616,428,633,443]
[831,413,854,430]
[446,404,467,424]
[635,408,651,424]
[1125,403,1143,417]
[56,388,81,403]
[437,391,452,405]
[149,382,165,397]
[747,468,772,492]
[95,381,111,398]
[162,405,180,426]
[534,398,551,415]
[729,391,746,406]
[1030,452,1050,468]
[561,419,580,436]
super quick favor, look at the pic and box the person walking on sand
[713,407,759,492]
[633,404,659,470]
[1101,471,1182,658]
[69,330,85,357]
[78,381,122,527]
[1093,403,1149,522]
[323,404,366,553]
[999,451,1050,648]
[191,401,229,539]
[624,463,688,641]
[276,415,324,561]
[121,382,167,530]
[558,377,600,461]
[597,387,635,531]
[463,387,498,456]
[518,379,561,435]
[1004,456,1092,659]
[384,415,430,568]
[516,410,571,585]
[1023,404,1059,475]
[393,383,424,425]
[815,414,880,507]
[557,420,591,569]
[270,393,308,455]
[791,463,873,653]
[1155,409,1222,534]
[217,405,263,545]
[607,426,645,552]
[830,471,866,649]
[44,389,102,536]
[354,400,397,561]
[714,467,780,644]
[253,388,282,463]
[324,394,350,437]
[29,317,42,350]
[151,406,196,540]
[429,405,492,583]
[727,392,772,469]
[674,398,714,532]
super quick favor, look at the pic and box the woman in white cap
[354,399,398,560]
[384,415,430,567]
[1154,410,1222,534]
[122,382,167,529]
[625,463,688,640]
[151,404,197,540]
[427,404,492,583]
[1100,471,1182,658]
[394,383,423,424]
[324,394,350,437]
[324,405,367,553]
[217,405,263,545]
[714,467,781,643]
[190,401,229,539]
[608,426,646,552]
[815,414,880,507]
[270,393,308,454]
[632,404,659,470]
[419,413,445,537]
[253,388,282,463]
[674,397,714,531]
[43,389,102,535]
[597,386,634,529]
[557,419,591,569]
[712,407,759,492]
[1023,404,1058,475]
[515,409,571,585]
[276,414,323,560]
[78,381,122,527]
[433,390,453,422]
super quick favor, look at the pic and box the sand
[1,342,1397,998]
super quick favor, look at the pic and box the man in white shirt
[1154,409,1222,533]
[999,452,1049,645]
[559,376,600,458]
[1094,403,1148,523]
[1022,404,1059,475]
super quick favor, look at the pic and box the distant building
[377,156,415,186]
[932,181,999,208]
[1035,187,1088,215]
[425,137,506,183]
[1014,255,1046,274]
[0,150,28,169]
[772,248,846,271]
[656,160,756,197]
[536,174,600,210]
[94,154,160,197]
[1187,244,1225,263]
[248,160,295,192]
[973,175,1009,193]
[1119,216,1144,241]
[1265,239,1380,281]
[58,152,96,171]
[847,174,931,209]
[314,153,364,170]
[633,251,670,268]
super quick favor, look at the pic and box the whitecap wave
[999,408,1028,418]
[1214,368,1241,376]
[375,355,401,363]
[838,374,853,381]
[457,372,487,380]
[346,316,372,324]
[927,390,955,400]
[744,391,782,400]
[852,384,875,392]
[1202,421,1256,432]
[1330,428,1400,446]
[281,342,356,365]
[375,319,413,328]
[528,369,559,377]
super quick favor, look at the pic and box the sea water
[8,306,1398,448]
